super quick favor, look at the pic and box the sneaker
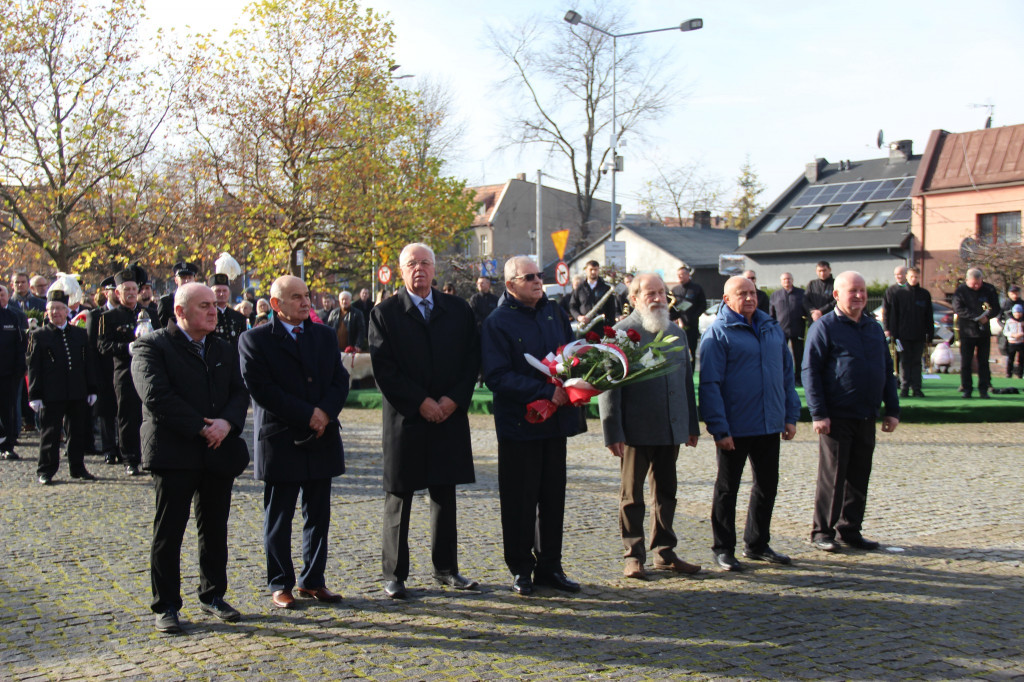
[199,597,241,622]
[154,609,182,633]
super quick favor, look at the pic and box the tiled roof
[914,124,1024,193]
[468,183,507,228]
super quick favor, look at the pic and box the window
[867,210,893,227]
[805,212,830,231]
[479,234,489,256]
[978,212,1022,244]
[849,211,875,227]
[783,205,819,229]
[763,216,787,233]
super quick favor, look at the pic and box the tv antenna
[969,102,994,129]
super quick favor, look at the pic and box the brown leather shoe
[271,589,295,609]
[623,558,647,580]
[653,557,702,575]
[295,586,343,603]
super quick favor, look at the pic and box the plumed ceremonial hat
[46,290,69,304]
[210,273,231,287]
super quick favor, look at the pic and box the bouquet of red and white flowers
[523,325,682,423]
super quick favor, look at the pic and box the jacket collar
[396,287,445,323]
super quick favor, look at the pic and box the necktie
[191,340,204,359]
[293,324,304,341]
[420,299,431,322]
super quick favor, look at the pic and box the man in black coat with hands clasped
[369,243,480,600]
[239,275,349,610]
[132,283,251,634]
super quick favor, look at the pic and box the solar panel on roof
[868,179,900,201]
[887,200,912,223]
[793,186,823,207]
[783,205,819,229]
[814,185,841,205]
[824,202,862,227]
[889,178,914,200]
[851,180,882,202]
[831,183,859,203]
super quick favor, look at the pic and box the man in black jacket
[0,284,29,461]
[468,277,498,330]
[88,277,120,463]
[804,261,836,323]
[669,263,708,366]
[369,243,479,599]
[28,291,99,484]
[769,273,808,386]
[569,260,616,326]
[132,283,250,634]
[210,274,247,347]
[951,268,1000,399]
[888,267,933,397]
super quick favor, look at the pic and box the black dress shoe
[979,390,990,399]
[533,570,581,593]
[434,573,479,590]
[199,597,241,622]
[383,580,407,599]
[511,575,534,596]
[812,537,841,552]
[154,609,183,634]
[742,546,792,565]
[840,534,880,550]
[70,470,96,481]
[912,390,925,398]
[38,474,53,485]
[104,452,121,465]
[714,552,742,572]
[125,463,143,476]
[1,451,20,461]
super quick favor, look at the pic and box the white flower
[639,350,655,367]
[663,335,679,344]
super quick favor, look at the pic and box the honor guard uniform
[0,293,28,461]
[209,273,247,346]
[29,291,99,484]
[156,261,199,329]
[98,268,147,476]
[87,277,120,463]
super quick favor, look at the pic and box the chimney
[515,172,527,181]
[693,210,712,230]
[888,140,912,164]
[805,158,827,183]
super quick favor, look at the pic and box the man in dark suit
[369,243,480,600]
[98,268,147,476]
[210,274,247,347]
[951,268,1000,399]
[468,277,499,330]
[239,275,349,610]
[669,263,708,366]
[88,277,120,463]
[352,288,374,328]
[0,284,29,460]
[157,262,199,329]
[28,291,99,484]
[769,272,808,386]
[132,283,250,634]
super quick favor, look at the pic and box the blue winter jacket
[802,309,900,421]
[482,292,585,442]
[698,306,801,440]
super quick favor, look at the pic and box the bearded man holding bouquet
[482,255,585,597]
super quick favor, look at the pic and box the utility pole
[536,169,543,273]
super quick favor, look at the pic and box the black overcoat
[369,288,479,493]
[238,317,348,482]
[27,323,98,403]
[131,324,250,475]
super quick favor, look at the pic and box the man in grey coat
[599,273,701,580]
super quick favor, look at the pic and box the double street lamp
[563,10,703,242]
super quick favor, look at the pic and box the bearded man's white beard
[636,303,670,333]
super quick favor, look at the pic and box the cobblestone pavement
[1,412,1021,681]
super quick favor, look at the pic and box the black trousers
[959,336,991,393]
[113,376,142,463]
[1007,342,1024,378]
[619,444,679,563]
[263,478,332,592]
[684,325,700,367]
[381,485,458,582]
[787,337,805,385]
[498,437,567,577]
[711,433,780,554]
[811,417,875,541]
[150,469,234,612]
[899,340,926,392]
[36,399,90,477]
[0,374,21,451]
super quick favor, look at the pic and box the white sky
[143,0,1024,214]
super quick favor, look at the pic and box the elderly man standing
[327,291,365,351]
[483,256,585,596]
[769,273,808,386]
[599,273,701,580]
[369,243,480,600]
[132,283,250,633]
[699,276,801,572]
[239,275,349,609]
[804,271,900,553]
[951,268,1000,399]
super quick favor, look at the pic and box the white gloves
[29,400,43,412]
[87,394,97,406]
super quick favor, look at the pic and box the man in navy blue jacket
[483,256,585,596]
[803,271,900,553]
[699,276,801,572]
[239,275,349,609]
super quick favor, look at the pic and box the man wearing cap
[158,262,199,328]
[210,274,247,347]
[98,269,147,475]
[0,284,29,461]
[28,291,99,484]
[87,277,121,463]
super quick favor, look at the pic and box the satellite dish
[958,237,978,261]
[876,130,885,149]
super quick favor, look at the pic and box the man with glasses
[369,243,480,599]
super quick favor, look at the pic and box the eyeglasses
[513,273,541,282]
[402,259,434,269]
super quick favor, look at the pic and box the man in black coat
[769,272,808,386]
[210,274,247,347]
[157,262,198,329]
[369,243,480,599]
[28,291,99,484]
[239,275,349,610]
[0,284,29,461]
[98,269,147,476]
[132,283,250,634]
[468,277,499,330]
[352,288,374,327]
[804,260,836,322]
[951,268,1000,399]
[569,260,616,326]
[888,267,933,398]
[669,263,708,366]
[87,278,120,463]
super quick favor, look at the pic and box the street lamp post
[563,11,702,243]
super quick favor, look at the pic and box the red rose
[626,329,641,343]
[585,331,600,343]
[603,326,616,338]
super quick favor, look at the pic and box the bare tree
[640,160,726,227]
[411,76,467,173]
[489,1,678,246]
